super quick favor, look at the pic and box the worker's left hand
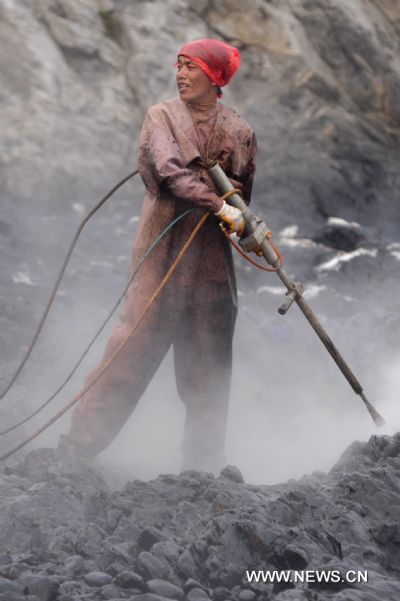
[214,200,245,236]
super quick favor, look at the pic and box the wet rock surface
[0,438,398,600]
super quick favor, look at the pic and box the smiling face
[176,56,218,104]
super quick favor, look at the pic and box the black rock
[146,578,184,600]
[183,579,206,593]
[114,570,145,589]
[213,586,231,601]
[219,466,244,484]
[21,576,59,601]
[137,552,171,580]
[152,541,181,564]
[64,555,84,576]
[84,571,113,587]
[237,589,256,601]
[187,588,212,601]
[177,550,199,579]
[138,527,168,551]
[317,217,366,251]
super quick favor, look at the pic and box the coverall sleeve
[138,107,223,212]
[240,131,257,206]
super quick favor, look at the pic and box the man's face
[176,56,217,103]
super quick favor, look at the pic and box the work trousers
[65,214,237,472]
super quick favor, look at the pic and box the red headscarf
[177,39,240,91]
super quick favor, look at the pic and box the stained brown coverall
[65,97,256,471]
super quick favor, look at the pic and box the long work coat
[67,97,257,470]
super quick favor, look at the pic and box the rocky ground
[0,433,400,601]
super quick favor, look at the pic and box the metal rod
[208,163,384,427]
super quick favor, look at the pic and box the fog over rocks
[1,0,400,599]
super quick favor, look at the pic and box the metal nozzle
[360,392,385,427]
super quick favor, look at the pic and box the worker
[59,38,257,473]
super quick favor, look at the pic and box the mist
[2,196,396,487]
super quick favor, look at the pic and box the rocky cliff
[1,0,400,229]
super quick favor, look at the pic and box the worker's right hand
[214,200,245,236]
